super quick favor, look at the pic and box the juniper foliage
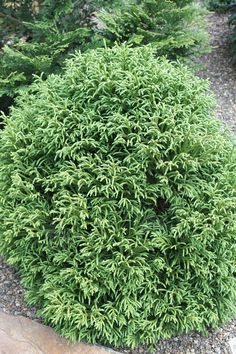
[0,0,99,100]
[0,46,235,348]
[0,0,208,110]
[205,0,234,11]
[97,0,208,59]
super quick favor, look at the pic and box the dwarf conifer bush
[205,0,233,11]
[0,46,236,348]
[0,0,100,100]
[205,0,236,11]
[97,0,208,59]
[0,0,120,112]
[0,0,208,114]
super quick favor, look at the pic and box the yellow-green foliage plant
[0,45,235,349]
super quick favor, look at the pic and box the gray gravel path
[0,257,38,319]
[0,5,236,354]
[196,10,236,134]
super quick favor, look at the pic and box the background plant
[0,0,208,115]
[204,0,234,11]
[0,45,235,349]
[0,0,102,111]
[97,0,208,59]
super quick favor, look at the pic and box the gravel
[121,321,236,354]
[0,4,236,354]
[195,9,236,134]
[0,257,38,320]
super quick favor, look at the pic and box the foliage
[0,0,34,27]
[0,0,104,101]
[0,45,235,349]
[0,0,208,112]
[0,21,92,98]
[97,0,209,59]
[205,0,234,11]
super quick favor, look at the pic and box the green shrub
[0,0,101,100]
[0,45,235,348]
[0,0,35,28]
[97,0,208,59]
[0,21,92,98]
[0,0,121,104]
[205,0,233,11]
[0,0,208,113]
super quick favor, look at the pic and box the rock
[229,337,236,354]
[0,311,120,354]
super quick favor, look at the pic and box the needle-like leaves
[0,45,235,349]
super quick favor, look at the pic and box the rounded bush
[0,46,235,348]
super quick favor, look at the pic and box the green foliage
[0,45,235,349]
[0,0,208,110]
[0,0,34,26]
[97,0,209,59]
[0,0,103,99]
[205,0,234,11]
[0,21,92,97]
